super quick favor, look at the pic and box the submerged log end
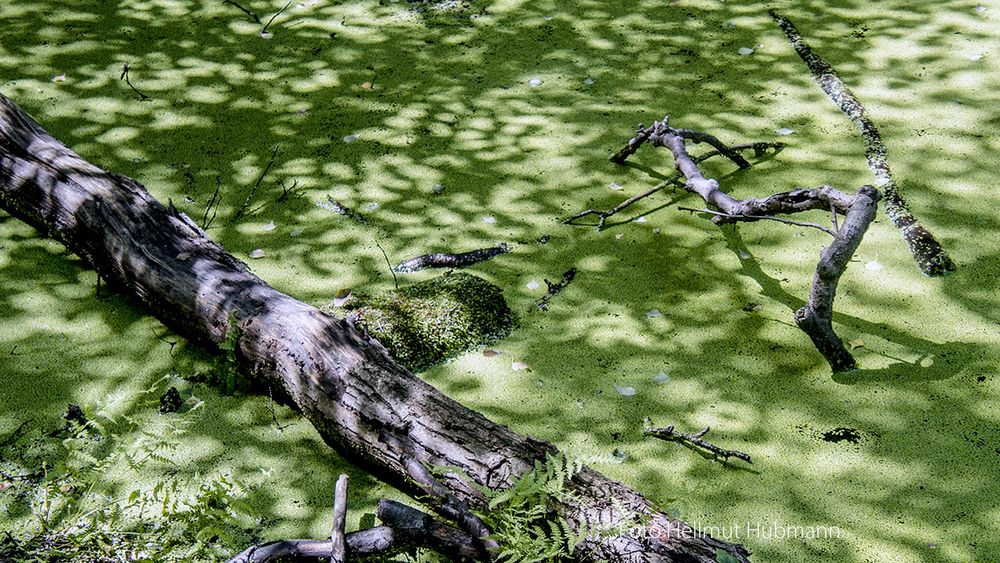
[794,307,856,372]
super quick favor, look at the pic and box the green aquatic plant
[0,378,253,562]
[433,452,592,562]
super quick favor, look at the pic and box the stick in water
[770,10,956,277]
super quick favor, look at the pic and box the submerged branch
[771,10,955,277]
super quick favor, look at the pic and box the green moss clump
[342,272,515,372]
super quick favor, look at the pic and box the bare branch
[644,418,752,464]
[395,243,512,273]
[330,475,349,563]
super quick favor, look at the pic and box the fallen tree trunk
[0,93,749,561]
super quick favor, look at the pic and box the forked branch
[612,116,878,371]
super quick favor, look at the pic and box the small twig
[677,206,837,236]
[374,240,398,289]
[202,176,222,229]
[644,418,752,464]
[229,145,279,225]
[535,268,577,311]
[223,0,262,23]
[330,474,349,563]
[276,179,300,203]
[261,1,292,35]
[673,127,751,169]
[119,63,151,101]
[151,328,179,354]
[0,418,34,448]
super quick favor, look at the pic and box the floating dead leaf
[526,280,540,290]
[614,384,637,396]
[615,233,624,240]
[360,81,373,90]
[511,360,529,371]
[289,228,303,237]
[847,338,865,350]
[483,349,502,357]
[52,74,67,82]
[261,221,277,232]
[652,371,670,384]
[333,288,352,307]
[645,309,662,318]
[920,356,935,367]
[0,481,11,492]
[249,248,266,259]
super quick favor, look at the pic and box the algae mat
[1,0,998,561]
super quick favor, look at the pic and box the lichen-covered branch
[394,243,512,273]
[770,10,955,277]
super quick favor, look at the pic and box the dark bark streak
[0,94,749,562]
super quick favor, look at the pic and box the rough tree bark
[0,93,749,561]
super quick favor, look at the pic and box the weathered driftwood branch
[565,142,784,230]
[771,10,955,277]
[394,243,511,273]
[404,457,498,559]
[228,498,482,562]
[644,419,752,465]
[614,117,879,371]
[0,93,748,562]
[330,474,349,563]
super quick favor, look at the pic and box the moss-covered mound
[342,272,515,372]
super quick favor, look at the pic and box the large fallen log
[0,93,749,562]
